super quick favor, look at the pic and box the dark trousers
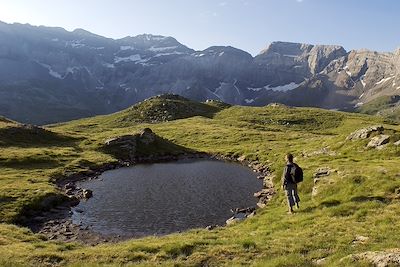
[284,183,300,208]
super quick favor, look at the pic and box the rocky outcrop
[82,189,93,199]
[105,134,139,160]
[105,135,138,148]
[103,128,157,160]
[312,167,336,197]
[343,249,400,267]
[352,235,369,245]
[139,128,156,144]
[226,207,256,225]
[367,135,390,149]
[347,125,384,140]
[256,42,346,75]
[346,125,398,149]
[303,147,337,157]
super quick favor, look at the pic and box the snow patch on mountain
[120,46,135,51]
[248,82,300,92]
[153,51,184,57]
[283,54,297,58]
[354,102,364,108]
[68,40,85,48]
[66,66,80,74]
[375,76,394,85]
[148,46,178,52]
[247,86,264,92]
[344,66,352,77]
[245,99,255,104]
[265,82,300,92]
[37,62,63,79]
[233,79,241,95]
[360,75,366,87]
[103,63,115,68]
[114,54,142,63]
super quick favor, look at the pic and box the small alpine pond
[72,159,262,237]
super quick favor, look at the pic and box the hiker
[282,153,302,214]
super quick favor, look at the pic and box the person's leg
[293,184,300,209]
[285,184,295,213]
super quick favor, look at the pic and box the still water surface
[72,159,261,237]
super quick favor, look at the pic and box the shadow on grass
[0,125,81,148]
[319,200,342,207]
[0,157,62,169]
[350,196,390,204]
[0,196,16,204]
[101,131,199,161]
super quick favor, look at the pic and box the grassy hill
[357,95,400,123]
[1,96,400,266]
[52,94,225,129]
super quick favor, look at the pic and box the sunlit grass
[1,100,399,266]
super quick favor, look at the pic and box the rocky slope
[0,21,399,124]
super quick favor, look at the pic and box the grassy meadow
[0,96,400,266]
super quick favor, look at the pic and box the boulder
[205,225,217,230]
[226,217,242,225]
[347,125,384,140]
[226,212,247,225]
[64,182,76,190]
[304,147,337,157]
[139,128,156,144]
[65,188,74,195]
[343,249,400,267]
[254,189,274,198]
[367,135,390,149]
[237,155,247,162]
[352,235,369,245]
[226,207,256,225]
[312,167,334,196]
[105,135,138,147]
[82,189,93,199]
[394,140,400,146]
[314,167,332,179]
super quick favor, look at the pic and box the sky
[0,0,399,55]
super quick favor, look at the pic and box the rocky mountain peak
[308,44,346,74]
[395,47,400,56]
[258,41,313,57]
[194,46,252,60]
[117,34,193,54]
[72,28,101,38]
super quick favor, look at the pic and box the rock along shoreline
[22,152,275,245]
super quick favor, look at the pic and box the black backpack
[291,163,303,183]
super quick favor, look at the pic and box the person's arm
[281,166,287,189]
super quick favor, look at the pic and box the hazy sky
[0,0,399,55]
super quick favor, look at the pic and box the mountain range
[0,21,399,124]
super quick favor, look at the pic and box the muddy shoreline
[23,152,275,245]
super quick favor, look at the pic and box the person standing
[282,153,301,214]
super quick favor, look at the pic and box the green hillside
[357,95,400,123]
[1,96,400,266]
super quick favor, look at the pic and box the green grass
[357,95,400,115]
[1,98,400,266]
[357,95,400,123]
